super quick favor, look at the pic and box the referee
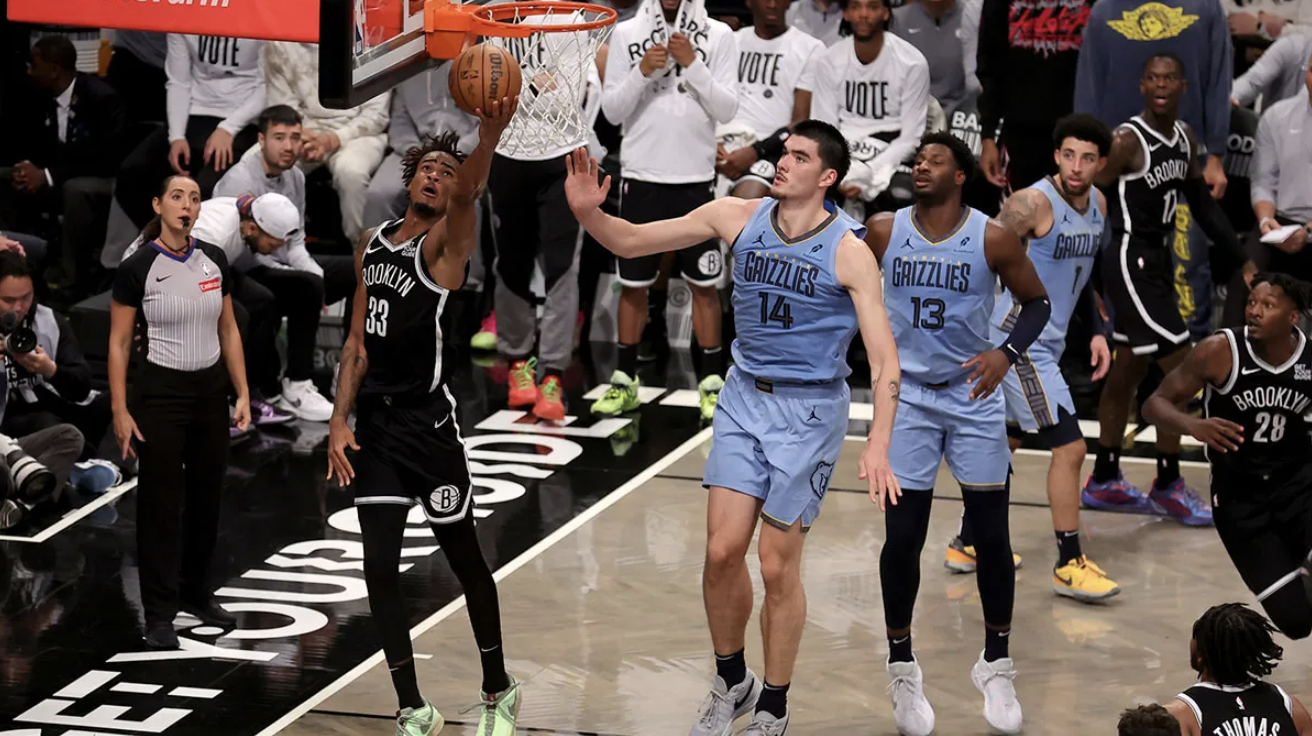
[109,174,251,649]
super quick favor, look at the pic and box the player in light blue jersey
[565,120,901,736]
[945,115,1121,603]
[866,132,1049,736]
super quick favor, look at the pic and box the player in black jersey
[1161,604,1312,736]
[325,97,520,736]
[1085,52,1252,525]
[1144,273,1312,640]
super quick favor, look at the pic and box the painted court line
[258,425,716,736]
[840,436,1210,468]
[0,478,138,544]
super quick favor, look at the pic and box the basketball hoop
[426,0,618,157]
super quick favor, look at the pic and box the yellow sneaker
[1053,555,1121,602]
[944,536,1024,574]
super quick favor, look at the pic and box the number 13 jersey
[359,220,450,400]
[730,198,865,383]
[883,205,993,385]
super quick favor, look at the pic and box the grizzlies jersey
[1177,682,1296,736]
[359,220,449,399]
[1110,116,1192,246]
[1204,327,1312,486]
[884,206,994,385]
[730,198,866,382]
[992,177,1105,358]
[731,27,824,137]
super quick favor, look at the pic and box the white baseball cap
[251,193,301,241]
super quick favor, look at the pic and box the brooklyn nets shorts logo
[748,159,776,181]
[810,461,835,500]
[698,250,723,278]
[430,485,463,514]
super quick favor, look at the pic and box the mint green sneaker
[461,677,521,736]
[698,374,725,422]
[395,700,443,736]
[591,370,641,416]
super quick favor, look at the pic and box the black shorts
[1104,233,1190,357]
[1005,406,1083,450]
[1213,476,1312,602]
[617,178,723,288]
[350,391,472,525]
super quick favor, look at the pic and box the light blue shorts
[703,367,850,530]
[889,378,1009,491]
[1001,348,1075,434]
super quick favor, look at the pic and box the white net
[481,3,615,157]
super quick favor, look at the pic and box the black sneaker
[0,498,26,530]
[145,620,179,649]
[181,598,237,629]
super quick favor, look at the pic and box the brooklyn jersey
[1110,115,1192,246]
[1177,681,1297,736]
[1203,327,1312,486]
[358,220,450,399]
[992,178,1105,358]
[883,206,995,385]
[809,34,930,152]
[729,27,823,136]
[730,198,866,382]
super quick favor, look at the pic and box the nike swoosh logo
[434,414,450,429]
[155,275,172,282]
[1147,143,1162,152]
[1055,572,1072,585]
[1241,367,1263,375]
[907,27,921,33]
[364,245,387,255]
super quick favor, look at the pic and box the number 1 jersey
[883,206,994,385]
[359,220,451,400]
[730,198,865,383]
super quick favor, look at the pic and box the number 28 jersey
[1204,327,1312,486]
[359,220,451,400]
[883,206,994,385]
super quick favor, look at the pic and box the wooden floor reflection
[286,441,1312,735]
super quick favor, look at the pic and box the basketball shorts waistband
[729,367,847,399]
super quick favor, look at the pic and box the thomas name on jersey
[1054,230,1101,259]
[1227,386,1312,415]
[742,250,820,297]
[362,261,418,298]
[1144,157,1189,189]
[889,252,973,294]
[1211,715,1285,736]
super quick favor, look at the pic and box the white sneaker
[743,708,789,735]
[887,659,935,736]
[275,378,334,422]
[689,670,761,736]
[971,651,1022,734]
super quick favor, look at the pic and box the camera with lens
[0,433,55,505]
[0,311,35,355]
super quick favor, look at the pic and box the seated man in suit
[0,36,124,297]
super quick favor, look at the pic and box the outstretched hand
[476,95,520,139]
[564,147,611,216]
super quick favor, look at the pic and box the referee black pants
[134,361,230,626]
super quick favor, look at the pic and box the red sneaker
[508,358,538,408]
[533,375,566,422]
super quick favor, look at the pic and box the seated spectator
[105,31,168,129]
[0,36,123,295]
[364,64,478,225]
[715,0,823,199]
[0,232,46,268]
[0,424,85,530]
[265,42,389,242]
[214,106,356,422]
[0,250,110,465]
[1117,705,1181,736]
[116,34,266,228]
[788,0,846,45]
[890,0,968,115]
[1233,32,1312,108]
[1223,61,1312,323]
[121,193,310,425]
[811,0,929,213]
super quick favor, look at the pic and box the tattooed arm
[326,228,374,486]
[995,186,1052,241]
[836,231,903,510]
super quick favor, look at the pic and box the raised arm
[994,186,1052,240]
[564,148,755,257]
[429,97,518,286]
[836,232,902,510]
[327,229,374,486]
[1142,333,1241,453]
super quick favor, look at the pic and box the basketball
[447,43,522,116]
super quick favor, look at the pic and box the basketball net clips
[425,0,617,157]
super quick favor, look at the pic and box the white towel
[635,0,710,73]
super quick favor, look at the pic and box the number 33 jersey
[730,198,866,383]
[883,205,993,385]
[359,220,451,400]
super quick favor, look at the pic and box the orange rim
[428,0,617,37]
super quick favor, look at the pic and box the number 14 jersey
[883,205,993,385]
[359,219,450,400]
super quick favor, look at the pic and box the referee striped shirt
[113,239,232,372]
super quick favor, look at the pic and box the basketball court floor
[3,348,1311,736]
